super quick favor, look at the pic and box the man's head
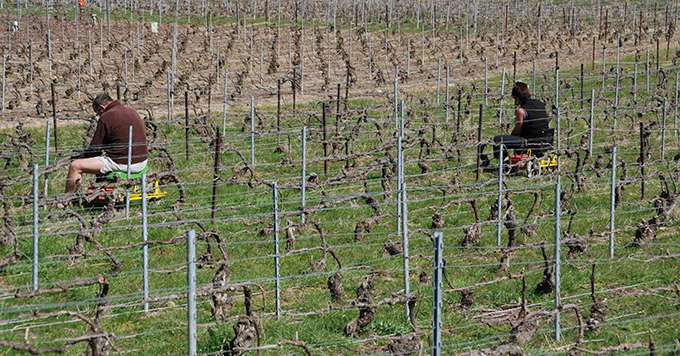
[92,93,113,116]
[511,82,531,105]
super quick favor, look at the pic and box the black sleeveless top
[520,99,550,140]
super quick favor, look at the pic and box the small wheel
[532,158,543,176]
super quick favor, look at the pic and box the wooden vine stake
[211,130,222,225]
[476,104,483,182]
[51,82,58,155]
[322,103,328,176]
[185,91,189,161]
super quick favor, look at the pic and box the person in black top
[492,82,553,161]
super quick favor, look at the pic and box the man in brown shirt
[65,93,148,192]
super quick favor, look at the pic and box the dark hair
[511,82,531,103]
[92,93,113,107]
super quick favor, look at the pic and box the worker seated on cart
[65,93,148,193]
[493,82,553,162]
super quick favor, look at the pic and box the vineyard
[0,0,679,355]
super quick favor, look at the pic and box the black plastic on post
[207,77,212,120]
[512,51,517,82]
[580,64,584,109]
[51,83,58,155]
[344,67,350,109]
[476,104,483,182]
[336,83,341,135]
[655,37,660,73]
[185,91,189,161]
[591,37,596,70]
[292,68,297,111]
[455,89,462,142]
[322,103,328,176]
[211,130,221,225]
[455,89,462,167]
[639,122,645,200]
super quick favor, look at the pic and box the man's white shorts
[95,156,148,174]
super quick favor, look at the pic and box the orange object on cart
[79,0,86,9]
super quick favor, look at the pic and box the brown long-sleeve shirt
[84,101,148,164]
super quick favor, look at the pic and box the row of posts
[27,59,675,356]
[27,80,657,354]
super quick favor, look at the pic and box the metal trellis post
[661,99,667,161]
[589,89,595,158]
[609,146,617,259]
[186,229,197,356]
[32,164,39,291]
[400,100,410,320]
[397,133,402,248]
[250,96,256,168]
[432,230,443,356]
[301,127,307,224]
[445,64,450,128]
[554,68,562,342]
[142,174,149,313]
[497,144,504,247]
[223,71,228,138]
[125,125,132,218]
[674,72,679,143]
[272,182,281,320]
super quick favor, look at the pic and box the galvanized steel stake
[32,164,39,291]
[250,96,256,167]
[432,231,443,356]
[661,99,667,161]
[497,144,504,247]
[588,89,595,158]
[554,68,562,342]
[445,64,450,128]
[272,182,281,319]
[142,174,149,312]
[609,146,617,258]
[125,126,132,218]
[186,229,197,356]
[301,127,307,224]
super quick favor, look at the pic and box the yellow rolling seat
[103,166,168,202]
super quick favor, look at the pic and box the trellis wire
[0,4,678,353]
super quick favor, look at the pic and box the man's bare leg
[66,158,105,193]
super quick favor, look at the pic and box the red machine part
[509,153,530,170]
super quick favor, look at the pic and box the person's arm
[80,119,106,158]
[510,108,525,136]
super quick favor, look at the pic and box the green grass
[0,48,679,355]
